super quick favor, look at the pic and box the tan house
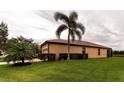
[41,39,112,60]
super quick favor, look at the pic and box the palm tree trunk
[67,30,70,60]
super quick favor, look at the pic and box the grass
[0,57,124,82]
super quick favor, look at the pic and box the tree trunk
[67,30,70,60]
[21,58,25,64]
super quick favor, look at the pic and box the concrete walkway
[0,62,10,65]
[0,58,41,65]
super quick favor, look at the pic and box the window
[98,48,100,55]
[82,47,86,54]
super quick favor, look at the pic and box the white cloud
[0,10,124,50]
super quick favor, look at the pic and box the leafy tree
[5,36,41,64]
[54,11,85,60]
[17,35,33,43]
[16,36,41,57]
[31,43,41,58]
[0,22,8,51]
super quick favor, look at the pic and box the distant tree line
[0,22,8,52]
[113,50,124,56]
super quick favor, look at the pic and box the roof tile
[42,39,110,49]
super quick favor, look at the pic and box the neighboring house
[41,39,112,60]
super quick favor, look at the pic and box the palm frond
[69,11,78,21]
[56,24,68,38]
[76,23,85,34]
[74,30,82,41]
[69,21,77,29]
[54,12,69,24]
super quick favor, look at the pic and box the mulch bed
[13,62,32,66]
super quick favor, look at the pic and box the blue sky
[0,10,123,50]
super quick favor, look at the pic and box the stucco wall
[49,43,83,59]
[86,47,107,58]
[41,43,48,53]
[48,43,107,59]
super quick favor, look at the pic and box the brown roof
[41,39,111,49]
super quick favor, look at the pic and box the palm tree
[54,11,85,60]
[5,37,34,64]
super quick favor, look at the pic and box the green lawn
[0,57,124,82]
